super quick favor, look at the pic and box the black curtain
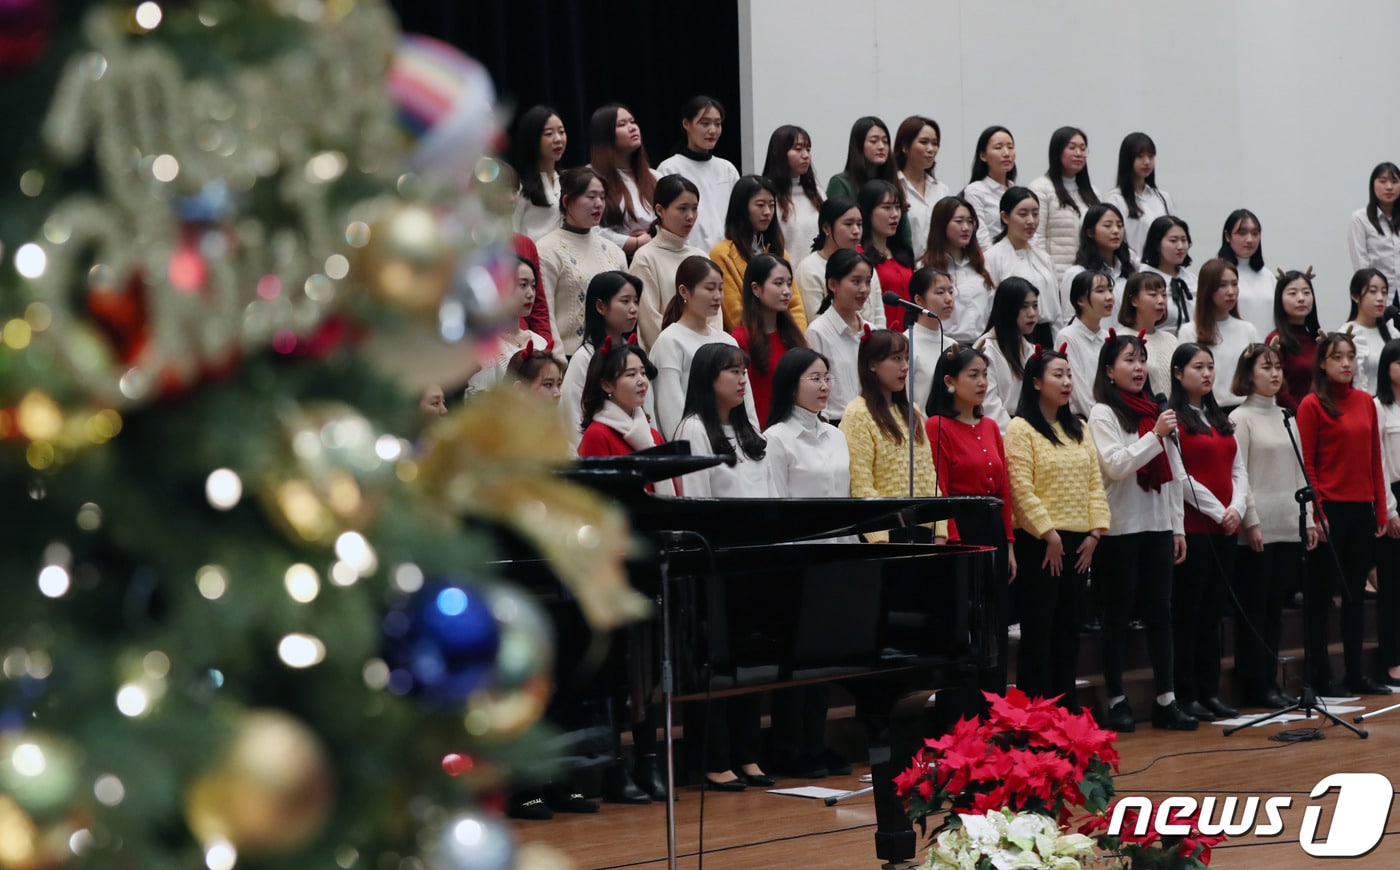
[389,0,744,171]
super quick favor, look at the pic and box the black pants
[957,509,1012,699]
[1173,532,1237,703]
[1014,529,1088,709]
[1377,482,1400,670]
[693,695,762,775]
[1306,501,1377,685]
[1097,531,1175,698]
[1234,541,1305,698]
[769,685,828,763]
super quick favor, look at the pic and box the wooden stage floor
[509,696,1400,869]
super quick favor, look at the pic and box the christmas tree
[0,2,643,868]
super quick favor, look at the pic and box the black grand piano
[527,446,1000,866]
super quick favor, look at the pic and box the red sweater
[732,326,789,427]
[577,421,664,457]
[925,415,1015,542]
[513,234,554,349]
[1178,425,1237,535]
[875,258,913,331]
[1265,324,1316,412]
[1297,383,1388,527]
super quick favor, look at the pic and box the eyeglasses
[801,375,837,385]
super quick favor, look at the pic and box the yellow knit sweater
[711,239,808,332]
[1004,417,1112,537]
[840,396,948,541]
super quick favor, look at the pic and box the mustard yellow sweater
[840,396,948,541]
[711,239,808,332]
[1004,417,1111,537]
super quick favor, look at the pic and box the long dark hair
[1193,258,1240,346]
[1312,332,1358,417]
[858,329,924,446]
[921,195,993,289]
[894,115,941,180]
[1118,271,1168,329]
[724,174,785,261]
[650,174,700,236]
[817,247,871,315]
[841,116,899,191]
[985,277,1038,379]
[680,342,765,460]
[558,166,603,219]
[1218,209,1265,272]
[588,103,656,227]
[1377,338,1400,405]
[812,195,859,253]
[1067,268,1109,323]
[927,344,988,419]
[582,271,642,349]
[766,347,829,429]
[1073,203,1134,279]
[1348,268,1394,343]
[968,125,1016,184]
[661,255,721,329]
[858,179,914,268]
[1114,132,1158,219]
[1272,269,1321,355]
[1093,333,1152,430]
[991,186,1037,245]
[1016,349,1083,444]
[1367,162,1400,235]
[1045,126,1099,213]
[763,125,823,221]
[740,254,805,375]
[580,344,657,430]
[1141,214,1192,269]
[510,105,563,208]
[674,95,723,152]
[1169,342,1233,435]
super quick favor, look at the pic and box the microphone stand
[884,293,942,500]
[1225,408,1365,739]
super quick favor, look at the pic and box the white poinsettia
[926,809,1096,870]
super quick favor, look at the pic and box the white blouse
[673,419,772,498]
[1349,208,1400,298]
[985,238,1059,327]
[764,406,852,497]
[909,320,950,413]
[943,257,996,344]
[975,330,1033,432]
[962,177,1009,251]
[1339,320,1390,395]
[1376,398,1400,519]
[1140,264,1197,336]
[512,172,562,241]
[792,250,885,330]
[900,170,952,260]
[1086,403,1183,536]
[1058,260,1137,331]
[805,308,871,421]
[1057,318,1108,419]
[1232,260,1275,340]
[1176,316,1259,409]
[1106,186,1176,258]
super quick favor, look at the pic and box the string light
[333,531,377,576]
[115,683,150,717]
[204,838,237,870]
[134,2,164,30]
[283,563,320,603]
[278,634,326,668]
[205,469,243,510]
[15,243,46,278]
[196,564,228,600]
[37,565,71,598]
[94,774,126,806]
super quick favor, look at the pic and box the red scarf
[1119,388,1173,492]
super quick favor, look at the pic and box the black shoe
[508,792,554,821]
[546,791,599,813]
[741,771,776,787]
[1180,699,1216,721]
[1152,700,1200,731]
[1080,618,1102,633]
[1314,681,1348,698]
[1201,697,1238,718]
[1345,676,1394,696]
[1248,689,1297,708]
[821,749,853,777]
[1127,618,1147,631]
[632,757,673,802]
[702,774,747,792]
[602,766,651,804]
[770,751,826,778]
[1385,675,1400,689]
[1103,701,1135,733]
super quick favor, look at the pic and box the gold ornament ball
[0,796,82,870]
[184,709,333,857]
[357,203,457,318]
[462,674,551,743]
[0,732,82,821]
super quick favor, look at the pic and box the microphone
[883,292,939,321]
[1385,305,1400,332]
[1154,393,1179,444]
[1280,407,1296,422]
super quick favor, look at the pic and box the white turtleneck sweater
[628,227,711,349]
[512,171,562,241]
[778,179,823,270]
[1176,316,1259,409]
[791,249,886,329]
[537,225,628,355]
[657,149,739,254]
[909,320,950,412]
[1230,393,1313,544]
[1233,261,1275,339]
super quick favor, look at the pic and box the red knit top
[1265,324,1317,412]
[732,326,789,426]
[876,258,913,331]
[1178,425,1237,535]
[513,233,553,349]
[925,415,1015,542]
[1297,382,1387,527]
[577,421,664,457]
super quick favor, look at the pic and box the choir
[488,101,1400,810]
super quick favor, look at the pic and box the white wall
[738,0,1400,327]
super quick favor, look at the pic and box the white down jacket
[1028,175,1100,286]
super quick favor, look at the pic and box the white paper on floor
[767,786,857,800]
[1211,713,1310,726]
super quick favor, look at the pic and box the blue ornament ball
[382,580,501,707]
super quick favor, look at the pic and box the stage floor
[509,696,1400,869]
